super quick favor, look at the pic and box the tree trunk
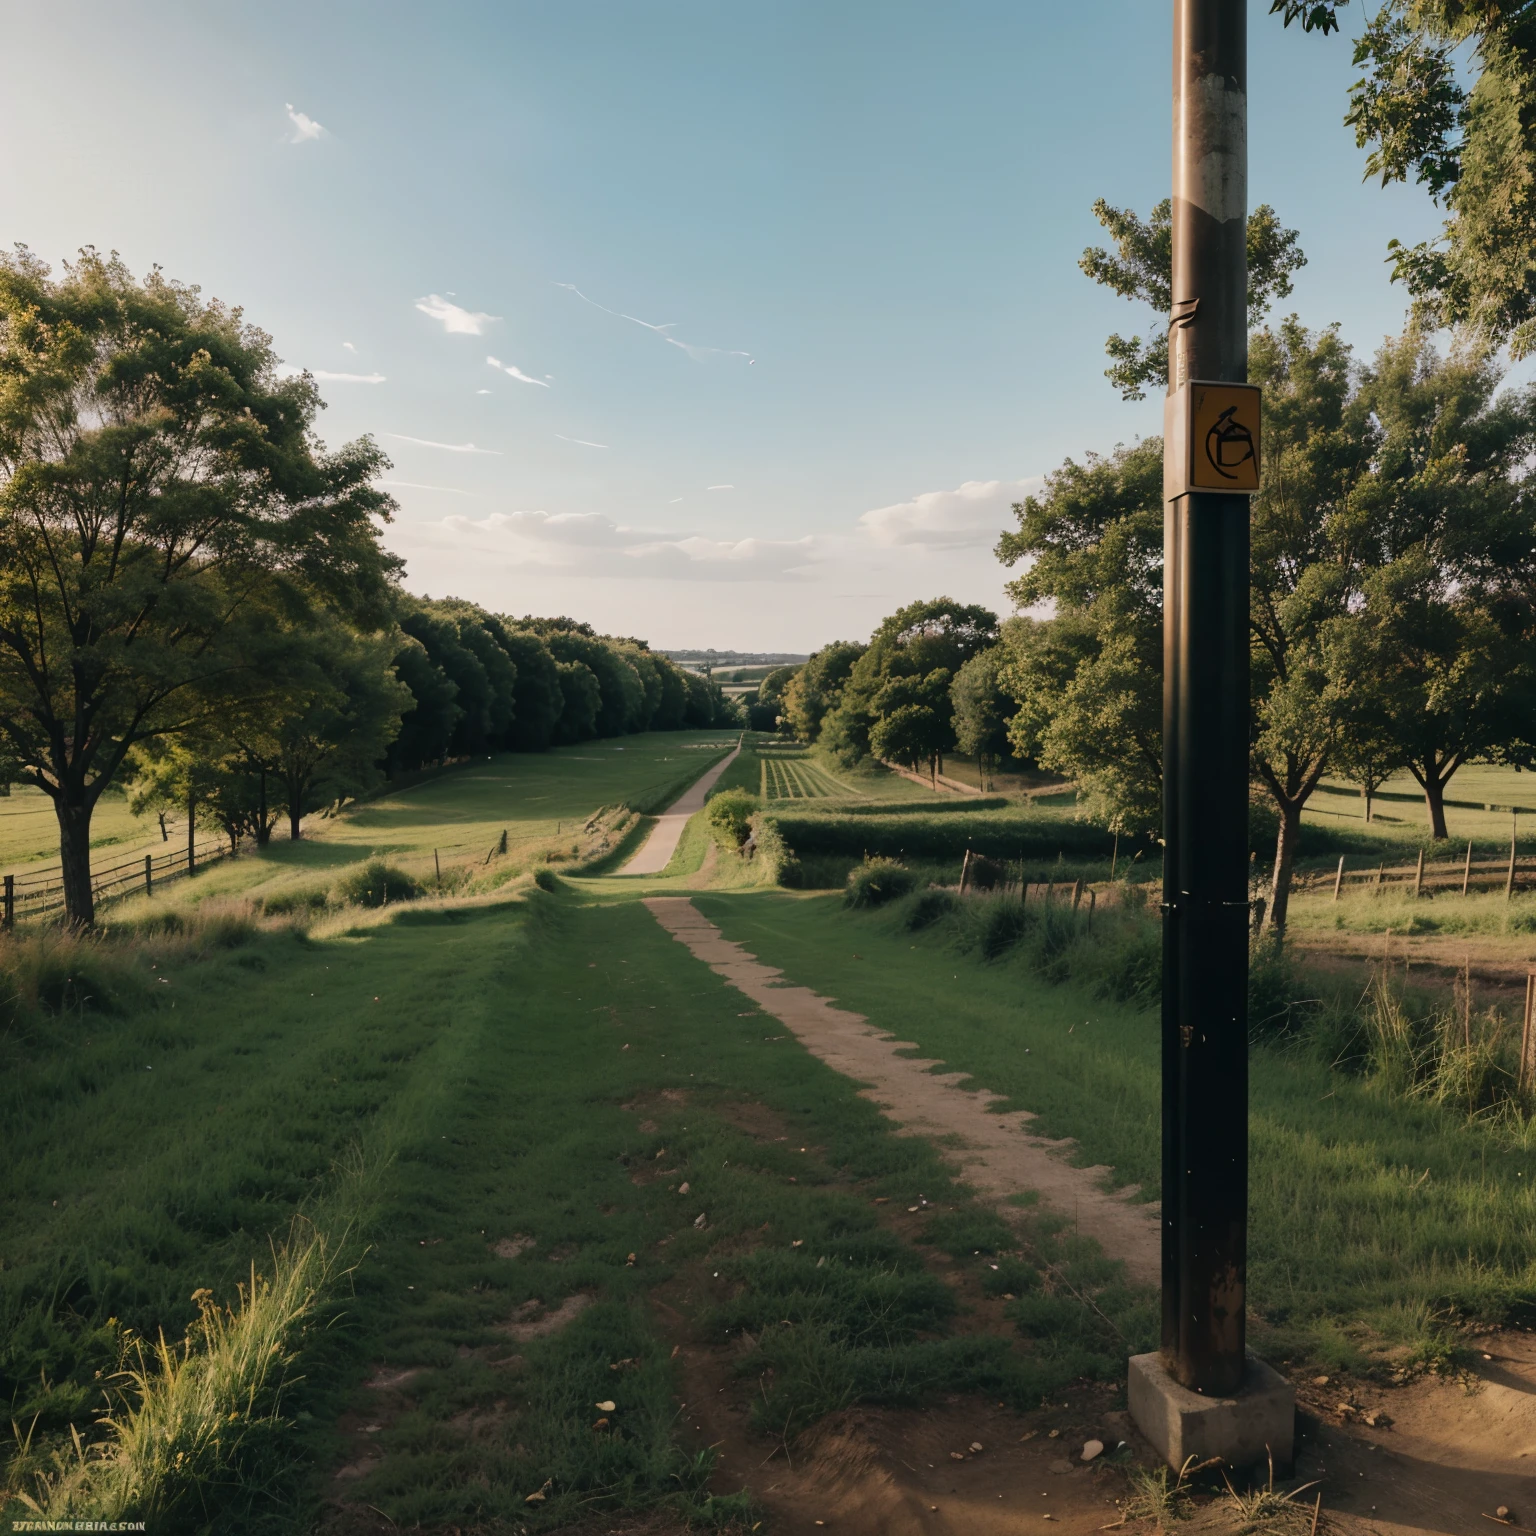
[256,768,271,847]
[1267,799,1303,939]
[1423,776,1449,840]
[157,811,169,842]
[1362,785,1372,824]
[56,796,96,927]
[287,768,304,840]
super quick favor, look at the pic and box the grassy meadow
[6,740,1536,1529]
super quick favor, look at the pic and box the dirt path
[643,896,1160,1284]
[623,744,742,876]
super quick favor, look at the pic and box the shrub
[334,860,421,908]
[706,788,759,850]
[763,806,1125,866]
[532,867,559,892]
[258,887,330,917]
[749,812,801,887]
[844,858,915,909]
[904,890,958,930]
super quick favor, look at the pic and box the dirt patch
[492,1234,534,1260]
[497,1291,593,1340]
[644,896,1159,1285]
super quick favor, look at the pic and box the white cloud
[312,370,386,383]
[285,104,324,143]
[409,508,817,583]
[858,477,1040,549]
[387,433,502,455]
[555,434,610,449]
[416,294,499,335]
[476,388,492,394]
[342,341,357,353]
[707,484,734,491]
[486,355,549,388]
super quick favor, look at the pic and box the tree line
[0,250,736,926]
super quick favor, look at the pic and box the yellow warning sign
[1187,382,1261,492]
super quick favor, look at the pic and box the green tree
[868,669,954,782]
[1331,329,1536,838]
[0,249,398,924]
[997,440,1165,832]
[950,647,1014,790]
[553,660,601,743]
[1277,1,1536,357]
[385,635,461,773]
[1080,199,1306,398]
[824,599,997,768]
[782,641,865,743]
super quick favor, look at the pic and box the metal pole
[144,854,153,897]
[1161,0,1250,1397]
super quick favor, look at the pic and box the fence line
[2,836,238,927]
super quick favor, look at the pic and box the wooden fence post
[144,854,153,897]
[1045,880,1055,908]
[187,792,196,877]
[1087,887,1097,931]
[1414,848,1425,899]
[434,849,442,887]
[1508,821,1518,901]
[1071,879,1083,911]
[960,849,971,895]
[1110,831,1119,882]
[1463,840,1473,897]
[1521,972,1536,1095]
[1376,861,1385,893]
[3,874,12,932]
[1333,856,1345,902]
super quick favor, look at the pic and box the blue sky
[2,2,1448,650]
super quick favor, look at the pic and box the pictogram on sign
[1163,380,1262,496]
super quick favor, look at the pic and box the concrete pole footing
[1128,1351,1295,1475]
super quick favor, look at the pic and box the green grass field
[38,733,737,923]
[0,784,166,871]
[1304,763,1536,843]
[7,740,1536,1528]
[695,891,1536,1368]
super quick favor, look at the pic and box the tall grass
[9,1221,339,1526]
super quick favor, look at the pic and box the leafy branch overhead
[1080,201,1306,398]
[1278,1,1536,357]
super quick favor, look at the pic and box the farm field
[758,750,856,800]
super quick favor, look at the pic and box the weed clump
[9,1221,338,1526]
[905,889,958,930]
[843,858,915,909]
[334,860,421,908]
[258,886,330,918]
[533,867,560,893]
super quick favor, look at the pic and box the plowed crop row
[761,754,850,800]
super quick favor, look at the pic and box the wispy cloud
[555,434,610,449]
[555,282,755,365]
[486,355,549,388]
[707,484,735,491]
[419,509,815,582]
[416,294,499,336]
[858,477,1041,549]
[342,341,357,353]
[379,480,479,497]
[387,433,502,456]
[285,104,324,143]
[313,369,386,384]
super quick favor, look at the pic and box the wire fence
[3,836,238,926]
